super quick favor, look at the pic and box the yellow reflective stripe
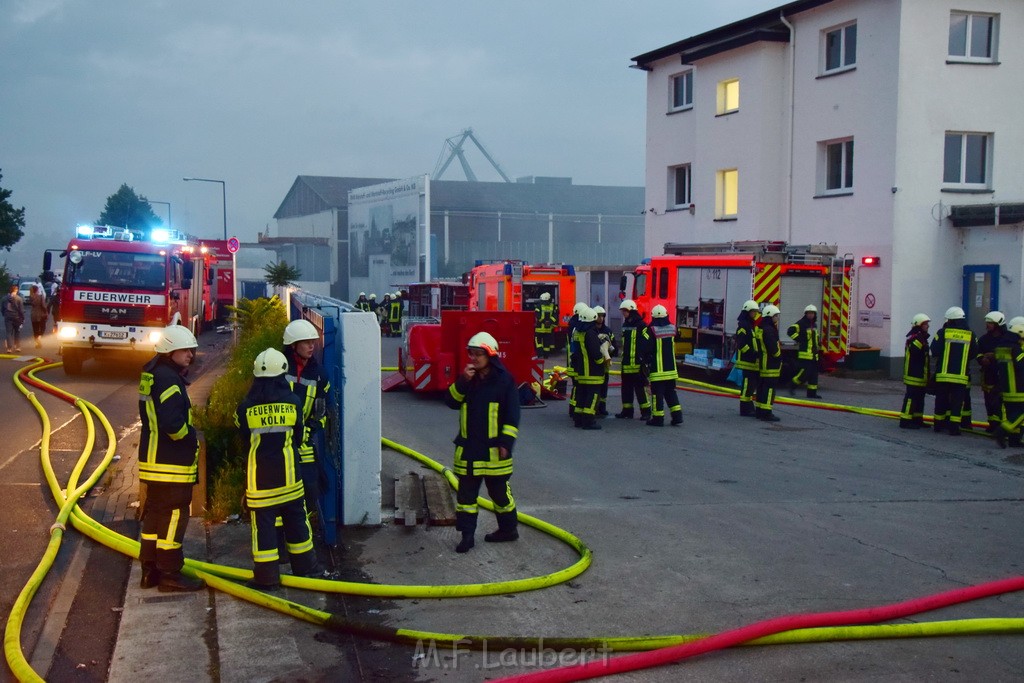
[159,384,181,403]
[501,424,518,438]
[156,508,182,551]
[286,537,314,555]
[168,423,189,440]
[456,502,478,513]
[449,383,465,402]
[144,399,159,464]
[488,403,499,439]
[494,483,516,513]
[460,404,467,437]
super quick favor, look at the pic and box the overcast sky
[1,0,774,277]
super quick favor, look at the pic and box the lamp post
[182,177,226,240]
[149,200,171,230]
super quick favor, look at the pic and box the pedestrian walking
[29,284,48,348]
[445,332,521,553]
[645,304,681,426]
[755,304,783,421]
[734,300,761,417]
[2,284,25,352]
[614,299,652,420]
[137,325,204,592]
[930,306,977,436]
[899,313,931,429]
[788,304,822,399]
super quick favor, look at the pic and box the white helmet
[358,291,366,297]
[1009,316,1024,329]
[985,311,1006,325]
[804,304,818,313]
[369,293,377,300]
[540,292,551,301]
[578,306,598,323]
[619,299,637,311]
[467,331,499,356]
[945,306,966,320]
[155,325,198,354]
[253,348,288,378]
[742,300,760,312]
[650,304,669,319]
[394,291,402,298]
[283,319,319,346]
[572,301,588,316]
[911,313,931,326]
[1011,322,1024,338]
[762,304,781,317]
[593,305,606,315]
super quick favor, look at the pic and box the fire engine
[44,225,218,374]
[465,260,576,343]
[620,241,854,371]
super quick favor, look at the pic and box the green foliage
[0,170,26,252]
[0,262,12,293]
[263,260,301,288]
[194,296,289,504]
[206,460,246,522]
[97,183,160,231]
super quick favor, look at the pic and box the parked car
[18,281,39,305]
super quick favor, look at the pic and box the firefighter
[734,300,761,417]
[378,293,391,335]
[615,299,652,420]
[236,348,319,589]
[899,313,931,429]
[930,306,978,436]
[534,292,557,359]
[565,301,587,419]
[355,292,371,312]
[282,319,332,541]
[593,305,617,417]
[368,293,378,316]
[388,291,403,337]
[137,325,204,592]
[788,304,822,399]
[995,321,1024,448]
[445,332,521,553]
[977,311,1013,433]
[571,306,608,429]
[645,304,682,427]
[755,304,783,422]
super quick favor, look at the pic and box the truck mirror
[618,274,627,291]
[43,253,52,271]
[183,261,195,279]
[461,272,469,285]
[181,278,192,290]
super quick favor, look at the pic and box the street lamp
[149,200,171,230]
[182,177,227,240]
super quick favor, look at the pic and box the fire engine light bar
[152,228,171,243]
[76,225,94,237]
[861,256,881,267]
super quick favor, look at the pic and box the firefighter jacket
[902,327,930,387]
[977,327,1014,388]
[355,297,371,312]
[138,355,199,485]
[235,379,305,509]
[619,310,650,374]
[535,302,556,334]
[997,339,1024,404]
[930,320,977,385]
[759,320,782,378]
[646,319,678,382]
[445,356,520,477]
[565,313,580,376]
[734,310,760,371]
[787,315,820,361]
[571,322,606,385]
[388,299,403,325]
[595,322,618,359]
[284,348,332,465]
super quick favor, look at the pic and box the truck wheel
[62,349,83,375]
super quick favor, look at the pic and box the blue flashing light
[503,263,512,275]
[76,225,94,237]
[564,265,575,276]
[151,228,171,243]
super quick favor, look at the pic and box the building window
[819,138,854,193]
[943,132,992,187]
[715,169,738,219]
[670,70,693,111]
[822,22,857,73]
[669,164,692,208]
[716,79,739,115]
[948,12,998,62]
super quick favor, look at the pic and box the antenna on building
[431,128,512,183]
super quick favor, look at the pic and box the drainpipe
[780,11,796,244]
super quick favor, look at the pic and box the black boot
[158,572,205,593]
[484,529,519,543]
[140,562,161,589]
[580,416,601,430]
[670,413,683,426]
[614,410,633,419]
[645,416,664,427]
[455,533,475,553]
[806,391,822,399]
[739,403,754,417]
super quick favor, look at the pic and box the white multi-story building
[633,0,1024,373]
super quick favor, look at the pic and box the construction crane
[431,128,512,183]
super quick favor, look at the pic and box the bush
[207,459,246,521]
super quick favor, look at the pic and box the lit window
[948,12,998,62]
[822,22,857,73]
[670,71,693,111]
[669,164,692,208]
[717,79,739,115]
[819,138,854,193]
[715,169,738,219]
[943,132,992,187]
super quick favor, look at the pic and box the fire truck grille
[84,304,147,323]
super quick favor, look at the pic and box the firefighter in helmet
[930,306,978,436]
[355,292,371,312]
[445,332,521,553]
[592,305,617,417]
[899,313,931,429]
[236,348,320,589]
[734,300,761,417]
[534,292,557,359]
[387,291,403,337]
[138,325,204,592]
[645,304,681,426]
[615,299,652,420]
[571,306,608,430]
[788,304,822,399]
[565,301,588,418]
[755,304,783,421]
[977,310,1014,433]
[995,321,1024,448]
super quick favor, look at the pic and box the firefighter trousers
[574,382,600,417]
[649,379,680,421]
[1000,401,1024,445]
[792,359,819,392]
[252,498,317,585]
[597,370,610,415]
[933,382,969,433]
[619,371,651,417]
[455,474,517,535]
[739,369,758,415]
[983,388,1003,431]
[755,375,778,417]
[899,385,927,427]
[140,482,194,574]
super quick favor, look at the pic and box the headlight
[148,331,162,344]
[58,326,77,339]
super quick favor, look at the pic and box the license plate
[98,330,128,340]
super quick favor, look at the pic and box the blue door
[962,265,999,339]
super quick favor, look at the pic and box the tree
[263,261,301,288]
[96,183,160,231]
[0,170,26,252]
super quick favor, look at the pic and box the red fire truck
[466,260,576,342]
[620,241,853,371]
[44,225,218,374]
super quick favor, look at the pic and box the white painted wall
[339,311,381,524]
